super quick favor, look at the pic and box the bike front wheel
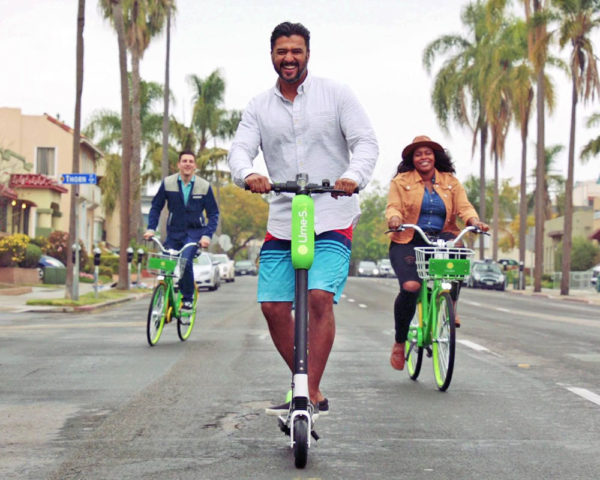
[147,282,168,346]
[432,291,456,391]
[293,416,309,469]
[177,286,198,341]
[406,300,423,380]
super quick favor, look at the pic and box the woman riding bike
[385,135,489,370]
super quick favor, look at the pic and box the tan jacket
[385,169,479,244]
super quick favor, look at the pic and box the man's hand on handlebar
[143,230,155,240]
[244,173,271,194]
[332,177,358,199]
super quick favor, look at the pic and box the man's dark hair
[396,149,456,174]
[178,150,196,161]
[270,22,310,51]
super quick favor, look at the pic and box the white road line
[358,304,367,308]
[461,300,483,307]
[497,307,512,313]
[566,387,600,407]
[457,339,491,352]
[347,298,355,303]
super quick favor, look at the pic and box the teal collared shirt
[179,175,195,206]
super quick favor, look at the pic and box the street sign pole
[62,173,97,300]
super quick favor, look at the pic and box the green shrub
[19,243,42,268]
[99,265,113,277]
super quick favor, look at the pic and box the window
[36,147,56,176]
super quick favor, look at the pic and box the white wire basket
[414,246,475,280]
[146,252,186,277]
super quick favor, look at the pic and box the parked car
[377,258,394,278]
[356,260,379,277]
[210,253,235,283]
[590,263,600,288]
[193,252,220,291]
[466,260,505,290]
[38,254,65,279]
[234,259,257,276]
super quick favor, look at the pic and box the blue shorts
[257,231,352,304]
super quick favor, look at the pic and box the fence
[551,271,594,290]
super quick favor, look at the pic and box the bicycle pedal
[426,347,433,358]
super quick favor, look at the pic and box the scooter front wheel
[293,416,309,469]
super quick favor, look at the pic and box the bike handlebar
[147,236,199,256]
[386,224,489,247]
[245,177,359,196]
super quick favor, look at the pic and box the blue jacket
[147,174,219,242]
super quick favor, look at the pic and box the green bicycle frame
[410,257,471,347]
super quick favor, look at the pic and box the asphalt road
[1,276,599,479]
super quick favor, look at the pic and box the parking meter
[93,247,101,297]
[126,247,134,289]
[519,261,524,290]
[136,248,145,287]
[72,243,78,264]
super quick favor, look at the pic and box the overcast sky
[1,0,599,192]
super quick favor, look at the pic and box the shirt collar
[274,71,312,98]
[178,174,195,185]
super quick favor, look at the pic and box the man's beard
[275,61,308,84]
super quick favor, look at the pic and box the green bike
[393,224,482,391]
[146,237,199,346]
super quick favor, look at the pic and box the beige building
[0,107,107,251]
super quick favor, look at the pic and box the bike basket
[146,252,186,277]
[414,247,475,280]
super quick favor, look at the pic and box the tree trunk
[478,126,487,260]
[534,67,546,292]
[492,151,499,261]
[561,75,577,295]
[159,6,171,240]
[130,51,142,243]
[518,120,529,289]
[66,0,85,300]
[114,0,132,290]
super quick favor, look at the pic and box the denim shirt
[417,187,446,232]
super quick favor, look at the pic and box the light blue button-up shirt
[228,73,378,239]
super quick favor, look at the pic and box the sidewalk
[0,283,151,313]
[507,285,600,306]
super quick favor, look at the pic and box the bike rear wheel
[177,286,198,341]
[293,416,309,469]
[406,301,423,380]
[147,282,168,346]
[432,291,456,391]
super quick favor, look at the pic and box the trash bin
[43,267,67,284]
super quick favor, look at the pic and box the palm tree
[423,0,492,259]
[522,0,553,292]
[84,78,168,211]
[99,0,133,289]
[188,69,226,152]
[122,0,170,242]
[66,0,86,300]
[159,0,175,239]
[581,112,600,160]
[555,0,600,295]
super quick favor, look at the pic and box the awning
[0,184,18,200]
[10,173,68,194]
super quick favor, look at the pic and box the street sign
[61,173,97,184]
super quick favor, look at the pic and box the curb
[507,289,599,305]
[21,292,151,313]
